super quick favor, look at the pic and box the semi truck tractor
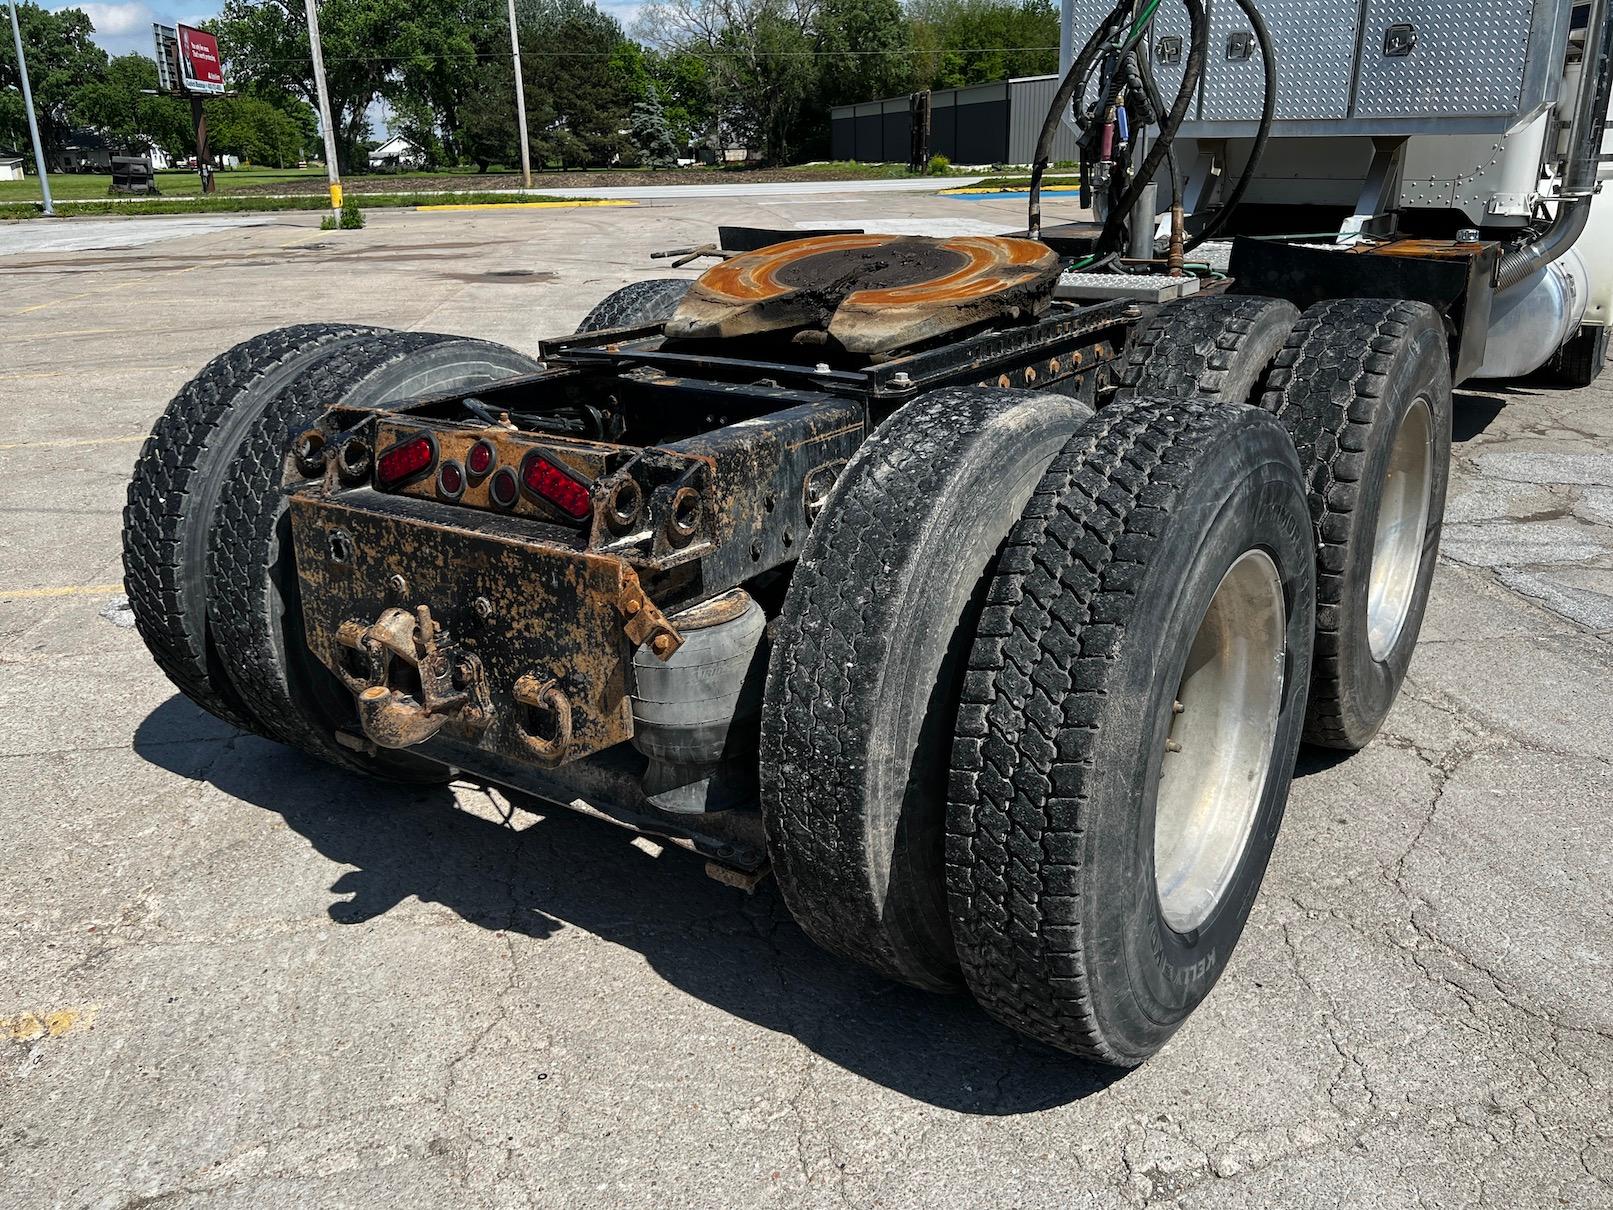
[124,0,1611,1065]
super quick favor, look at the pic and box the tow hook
[336,605,492,749]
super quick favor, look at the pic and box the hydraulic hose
[1495,0,1612,290]
[1029,0,1132,238]
[1184,0,1275,251]
[1097,0,1207,253]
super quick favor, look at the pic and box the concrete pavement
[1,193,1609,1209]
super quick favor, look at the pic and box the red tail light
[466,439,495,477]
[520,452,592,519]
[376,434,436,487]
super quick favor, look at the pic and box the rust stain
[3,1007,95,1041]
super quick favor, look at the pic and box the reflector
[489,467,519,508]
[521,452,592,519]
[467,439,495,477]
[376,434,436,487]
[438,460,465,499]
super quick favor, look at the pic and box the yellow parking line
[0,434,145,451]
[415,199,638,212]
[941,185,1084,196]
[0,584,122,600]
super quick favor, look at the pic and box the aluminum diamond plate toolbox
[1201,0,1357,120]
[1061,0,1575,137]
[1354,0,1556,120]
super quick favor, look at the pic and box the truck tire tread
[123,323,380,731]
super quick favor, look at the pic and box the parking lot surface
[2,193,1610,1209]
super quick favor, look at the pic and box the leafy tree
[0,3,108,162]
[519,0,634,167]
[71,54,192,159]
[815,0,912,108]
[908,0,1059,90]
[209,0,427,171]
[646,48,711,151]
[631,91,680,166]
[210,96,309,166]
[457,57,522,170]
[641,0,815,163]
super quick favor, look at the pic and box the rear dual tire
[205,332,542,777]
[122,324,382,732]
[763,390,1316,1065]
[944,398,1315,1064]
[760,386,1092,991]
[1117,292,1453,750]
[125,327,540,776]
[1261,299,1452,749]
[575,278,692,334]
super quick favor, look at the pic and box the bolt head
[472,596,493,620]
[652,633,673,655]
[387,574,408,596]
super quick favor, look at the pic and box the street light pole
[303,0,343,217]
[6,0,54,215]
[507,0,532,189]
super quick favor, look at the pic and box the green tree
[0,3,108,163]
[908,0,1059,90]
[641,0,815,163]
[631,91,679,166]
[457,57,522,170]
[519,0,635,168]
[815,0,912,108]
[72,53,192,159]
[210,96,308,166]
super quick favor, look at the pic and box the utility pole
[507,0,532,189]
[6,0,53,215]
[303,0,343,217]
[191,96,215,193]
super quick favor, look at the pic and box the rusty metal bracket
[616,568,682,661]
[511,675,574,765]
[336,604,493,749]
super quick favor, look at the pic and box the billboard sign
[177,24,225,95]
[153,24,179,93]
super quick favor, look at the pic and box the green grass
[0,191,583,221]
[786,160,973,179]
[0,166,332,203]
[954,174,1082,191]
[0,158,980,209]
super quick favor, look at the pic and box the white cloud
[76,2,153,37]
[53,2,223,60]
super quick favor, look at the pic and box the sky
[63,3,223,60]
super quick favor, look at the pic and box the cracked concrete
[2,199,1610,1209]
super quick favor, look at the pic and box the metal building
[830,76,1081,166]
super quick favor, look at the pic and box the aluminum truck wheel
[1116,294,1300,404]
[760,386,1091,992]
[574,278,692,334]
[205,332,541,779]
[1261,299,1452,750]
[946,397,1315,1066]
[123,324,383,731]
[1155,549,1287,934]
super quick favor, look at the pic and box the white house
[368,135,424,170]
[0,153,24,181]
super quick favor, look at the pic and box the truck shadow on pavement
[134,695,1122,1115]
